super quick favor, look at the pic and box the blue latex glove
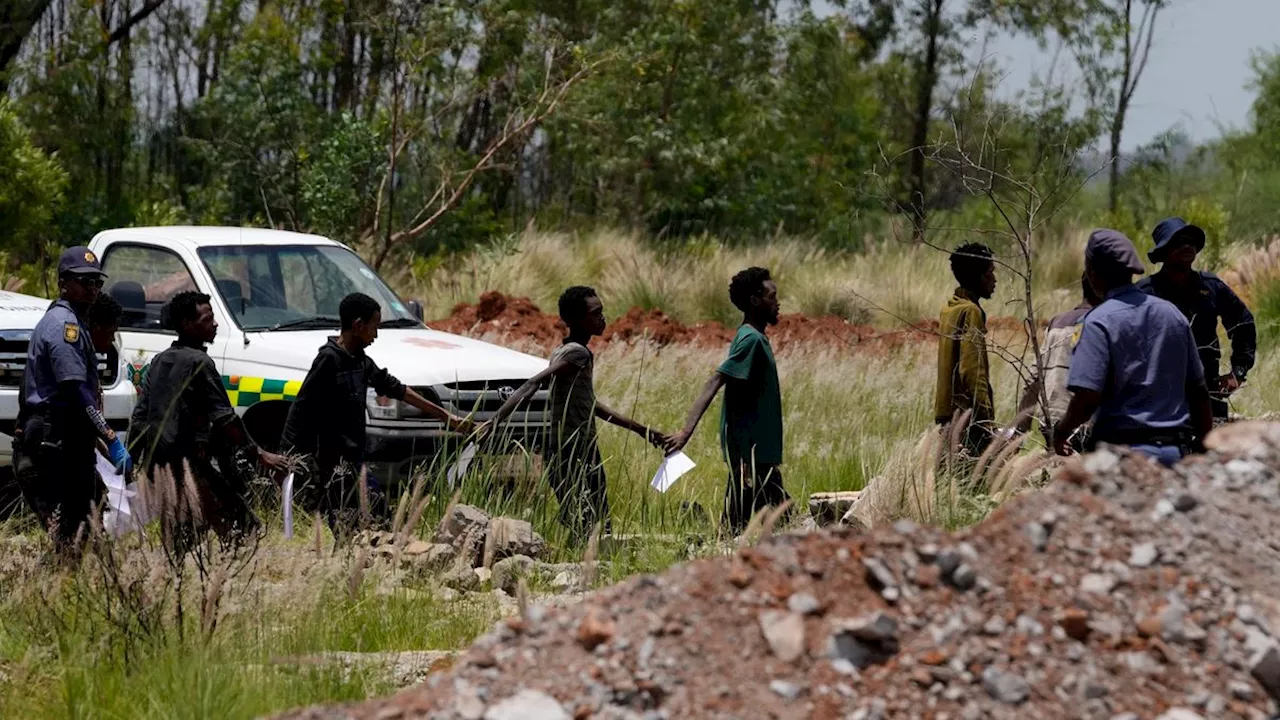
[107,437,132,475]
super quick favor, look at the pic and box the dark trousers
[547,441,610,540]
[147,450,261,545]
[297,457,390,539]
[723,457,790,535]
[15,416,101,550]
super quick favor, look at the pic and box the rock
[1172,493,1199,512]
[550,570,578,592]
[787,592,822,616]
[491,555,535,594]
[849,699,887,720]
[483,517,549,563]
[1203,421,1280,458]
[769,679,804,701]
[759,610,806,662]
[982,667,1030,705]
[1058,608,1091,641]
[1228,680,1255,701]
[982,615,1007,636]
[1028,522,1050,552]
[576,608,616,651]
[1128,542,1159,568]
[827,614,899,669]
[473,567,491,585]
[443,562,480,592]
[1080,573,1117,594]
[1248,642,1280,702]
[808,491,862,526]
[453,683,487,720]
[1153,710,1204,720]
[483,690,569,720]
[844,612,898,644]
[435,504,491,545]
[862,557,897,590]
[401,539,432,556]
[1083,449,1119,475]
[950,564,977,591]
[936,549,962,579]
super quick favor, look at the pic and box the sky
[985,0,1279,151]
[815,0,1280,152]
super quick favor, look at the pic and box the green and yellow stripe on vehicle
[222,375,303,407]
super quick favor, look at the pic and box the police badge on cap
[57,246,107,278]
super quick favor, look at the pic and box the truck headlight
[366,388,401,420]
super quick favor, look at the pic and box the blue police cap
[58,246,106,278]
[1085,229,1145,275]
[1149,217,1205,263]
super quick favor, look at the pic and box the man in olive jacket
[934,242,997,454]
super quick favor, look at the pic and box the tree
[1097,0,1164,213]
[0,99,68,266]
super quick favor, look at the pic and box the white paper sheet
[650,452,696,493]
[282,472,295,538]
[447,443,479,488]
[98,451,144,537]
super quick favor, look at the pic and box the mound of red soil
[601,308,734,348]
[432,293,944,354]
[432,291,568,348]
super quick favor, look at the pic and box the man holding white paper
[666,267,789,534]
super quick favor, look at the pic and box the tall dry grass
[392,228,1090,327]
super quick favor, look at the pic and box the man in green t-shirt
[667,267,787,534]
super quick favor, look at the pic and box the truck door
[98,242,231,395]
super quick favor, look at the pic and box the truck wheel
[242,401,291,453]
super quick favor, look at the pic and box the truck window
[199,245,416,331]
[101,245,197,332]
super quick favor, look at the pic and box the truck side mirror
[406,299,424,322]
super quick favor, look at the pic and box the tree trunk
[907,0,944,241]
[0,0,54,91]
[1108,107,1125,213]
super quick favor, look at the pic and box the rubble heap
[283,422,1280,720]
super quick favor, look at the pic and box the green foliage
[0,99,68,264]
[300,113,385,242]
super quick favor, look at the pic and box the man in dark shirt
[667,267,787,535]
[282,292,473,538]
[1137,217,1255,420]
[130,291,287,540]
[483,286,668,539]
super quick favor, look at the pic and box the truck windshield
[198,244,418,331]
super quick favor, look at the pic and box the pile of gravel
[281,422,1280,720]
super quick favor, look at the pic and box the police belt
[1087,426,1193,449]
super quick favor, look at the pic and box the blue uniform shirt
[23,299,99,412]
[1067,284,1204,438]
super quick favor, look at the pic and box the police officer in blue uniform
[13,246,130,549]
[1137,217,1255,420]
[1053,230,1214,467]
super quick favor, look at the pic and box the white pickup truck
[83,226,549,483]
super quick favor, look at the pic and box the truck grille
[0,330,119,389]
[441,379,547,417]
